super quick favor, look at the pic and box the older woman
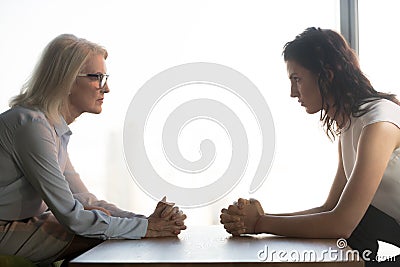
[221,27,400,266]
[0,34,186,265]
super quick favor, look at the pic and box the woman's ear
[327,69,334,82]
[325,66,334,82]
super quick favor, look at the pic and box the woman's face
[69,54,109,116]
[286,60,322,114]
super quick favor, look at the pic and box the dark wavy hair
[283,27,399,139]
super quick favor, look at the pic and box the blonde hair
[10,34,108,123]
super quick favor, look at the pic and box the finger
[160,196,176,205]
[223,220,244,229]
[173,225,187,232]
[157,198,175,209]
[219,213,231,223]
[168,219,188,230]
[172,210,184,216]
[178,224,187,230]
[153,202,167,214]
[249,198,260,205]
[220,215,241,224]
[223,221,245,232]
[238,198,250,204]
[173,215,187,226]
[174,229,181,235]
[220,213,241,224]
[165,223,187,231]
[249,198,264,213]
[238,198,250,209]
[161,205,177,218]
[172,212,187,221]
[172,206,180,214]
[227,205,244,215]
[175,220,184,226]
[221,208,228,214]
[151,201,175,218]
[173,224,187,235]
[159,221,187,231]
[161,206,179,218]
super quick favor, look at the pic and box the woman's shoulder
[362,98,399,109]
[358,98,400,127]
[1,106,49,127]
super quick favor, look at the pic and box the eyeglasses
[77,73,109,89]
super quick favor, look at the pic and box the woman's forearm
[256,211,350,239]
[266,205,328,216]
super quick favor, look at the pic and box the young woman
[0,34,186,266]
[220,27,400,266]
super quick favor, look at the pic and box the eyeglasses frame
[77,73,109,89]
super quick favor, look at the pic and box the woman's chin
[305,107,319,114]
[89,108,102,114]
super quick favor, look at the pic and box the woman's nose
[290,84,298,98]
[103,83,110,93]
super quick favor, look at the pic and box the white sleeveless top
[341,99,400,224]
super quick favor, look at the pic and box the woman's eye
[294,77,300,83]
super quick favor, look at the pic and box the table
[69,225,364,266]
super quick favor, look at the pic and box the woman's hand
[237,198,264,233]
[149,196,177,219]
[145,214,187,237]
[145,197,187,237]
[220,198,264,235]
[220,204,245,236]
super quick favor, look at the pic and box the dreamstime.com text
[257,239,396,263]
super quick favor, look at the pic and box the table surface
[69,225,364,267]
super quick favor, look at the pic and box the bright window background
[358,0,400,98]
[0,0,342,226]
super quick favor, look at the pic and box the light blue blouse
[0,106,148,239]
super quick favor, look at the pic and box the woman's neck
[325,106,349,130]
[61,105,81,125]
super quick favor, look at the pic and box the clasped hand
[220,198,264,236]
[145,196,187,237]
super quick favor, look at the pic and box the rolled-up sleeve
[13,118,147,239]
